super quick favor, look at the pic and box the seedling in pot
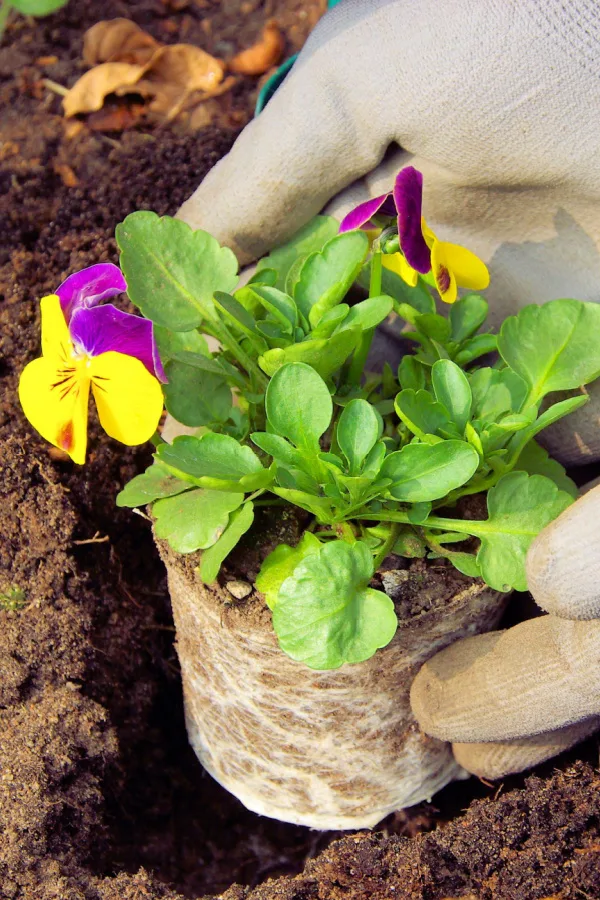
[19,165,600,670]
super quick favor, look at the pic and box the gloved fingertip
[526,484,600,620]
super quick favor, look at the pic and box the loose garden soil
[1,3,600,898]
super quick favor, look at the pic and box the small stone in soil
[226,579,253,600]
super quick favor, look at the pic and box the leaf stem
[210,319,268,392]
[0,0,12,42]
[369,250,383,298]
[372,523,400,570]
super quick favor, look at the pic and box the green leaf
[469,367,528,422]
[473,472,573,591]
[157,433,263,482]
[510,394,589,450]
[116,212,238,330]
[116,462,189,507]
[265,363,332,451]
[361,266,435,315]
[454,333,497,366]
[398,357,426,392]
[259,329,358,379]
[198,502,255,584]
[415,313,451,343]
[255,532,322,610]
[449,294,489,342]
[309,305,350,339]
[514,440,578,499]
[11,0,67,13]
[408,501,432,525]
[246,285,298,330]
[273,541,397,669]
[294,231,369,326]
[498,299,600,402]
[432,359,472,434]
[154,326,209,364]
[394,389,453,440]
[393,528,427,558]
[163,361,232,427]
[168,350,246,390]
[257,216,340,292]
[153,489,243,554]
[271,487,335,520]
[381,441,479,502]
[334,295,394,334]
[336,399,380,475]
[213,291,268,353]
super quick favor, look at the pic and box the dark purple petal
[57,263,127,321]
[339,193,392,233]
[69,305,167,383]
[393,167,431,274]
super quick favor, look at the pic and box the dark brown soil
[1,3,600,899]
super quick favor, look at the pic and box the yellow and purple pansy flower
[339,166,490,304]
[18,263,166,465]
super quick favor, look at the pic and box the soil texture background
[1,2,600,898]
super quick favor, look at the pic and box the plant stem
[354,510,488,537]
[372,523,400,570]
[0,0,12,42]
[210,320,268,392]
[336,521,357,543]
[370,250,383,298]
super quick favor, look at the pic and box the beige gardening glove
[177,0,600,776]
[410,484,600,779]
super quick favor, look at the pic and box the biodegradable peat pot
[158,537,508,830]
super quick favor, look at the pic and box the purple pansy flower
[339,166,431,275]
[57,263,166,383]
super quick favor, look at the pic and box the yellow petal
[18,356,90,464]
[421,218,437,250]
[382,251,419,287]
[439,241,490,291]
[40,294,73,361]
[364,227,382,249]
[431,240,458,304]
[90,351,163,446]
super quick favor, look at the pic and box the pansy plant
[19,167,600,669]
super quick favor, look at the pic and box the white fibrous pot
[158,536,508,830]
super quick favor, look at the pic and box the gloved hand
[410,483,600,779]
[178,0,600,465]
[177,0,600,777]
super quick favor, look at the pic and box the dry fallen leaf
[229,19,284,76]
[83,18,160,67]
[53,163,80,187]
[64,19,229,126]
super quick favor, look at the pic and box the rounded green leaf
[498,299,600,402]
[116,212,238,331]
[163,361,232,427]
[199,502,255,584]
[273,541,397,669]
[257,216,340,292]
[474,472,573,591]
[432,359,472,434]
[153,489,243,553]
[265,363,332,450]
[255,532,322,610]
[157,433,263,481]
[449,293,489,342]
[116,462,189,508]
[336,399,379,475]
[381,441,479,502]
[294,231,369,325]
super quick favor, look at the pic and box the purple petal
[393,167,431,274]
[339,193,392,232]
[69,305,167,383]
[57,263,127,321]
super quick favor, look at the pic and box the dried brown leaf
[143,44,225,94]
[62,62,149,117]
[83,19,160,67]
[229,19,284,76]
